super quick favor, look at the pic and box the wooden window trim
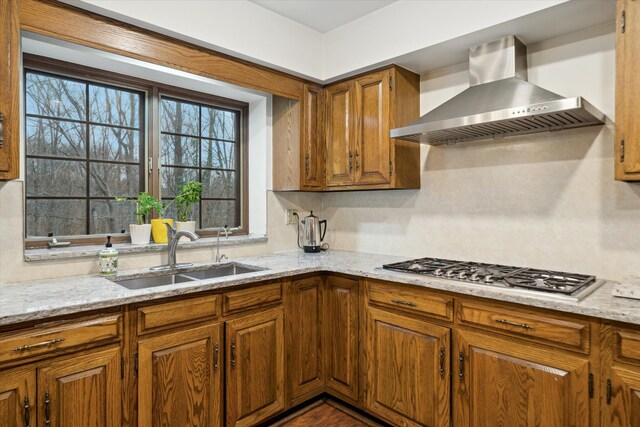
[24,55,249,248]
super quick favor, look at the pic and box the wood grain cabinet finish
[325,276,360,401]
[226,307,285,427]
[285,276,325,404]
[366,307,450,427]
[302,84,324,189]
[616,0,640,181]
[454,328,593,427]
[607,366,640,427]
[0,366,35,427]
[0,0,19,180]
[38,346,122,427]
[325,81,356,187]
[137,323,222,427]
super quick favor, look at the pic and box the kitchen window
[24,58,248,246]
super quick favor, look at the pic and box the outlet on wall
[285,209,299,225]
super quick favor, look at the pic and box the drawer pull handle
[44,392,51,426]
[214,344,219,372]
[391,299,417,307]
[13,338,65,352]
[24,396,30,427]
[439,346,446,378]
[495,319,533,330]
[231,338,237,369]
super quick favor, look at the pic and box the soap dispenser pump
[99,236,118,275]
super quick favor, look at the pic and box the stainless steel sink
[111,263,266,290]
[180,264,263,280]
[113,274,195,290]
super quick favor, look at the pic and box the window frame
[23,55,249,248]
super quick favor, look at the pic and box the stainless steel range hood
[391,36,605,145]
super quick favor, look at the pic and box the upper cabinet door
[325,82,355,187]
[302,84,324,189]
[616,0,640,181]
[354,70,392,186]
[0,0,20,179]
[37,346,122,427]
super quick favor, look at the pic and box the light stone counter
[1,250,639,327]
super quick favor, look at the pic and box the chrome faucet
[150,223,198,270]
[216,225,230,263]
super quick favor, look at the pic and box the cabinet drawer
[137,294,219,335]
[614,327,640,364]
[456,301,589,352]
[223,282,282,315]
[0,312,122,364]
[367,281,453,321]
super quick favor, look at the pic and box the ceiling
[250,0,396,33]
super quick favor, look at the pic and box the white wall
[323,24,640,282]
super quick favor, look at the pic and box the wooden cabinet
[0,0,19,180]
[0,366,35,427]
[137,324,222,427]
[302,84,324,189]
[226,307,285,427]
[454,328,593,427]
[285,276,325,404]
[324,66,420,191]
[616,0,640,181]
[365,307,450,427]
[325,276,360,402]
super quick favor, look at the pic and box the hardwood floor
[271,401,382,427]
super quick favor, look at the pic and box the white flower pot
[129,223,152,245]
[175,221,197,243]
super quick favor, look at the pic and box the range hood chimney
[390,35,605,145]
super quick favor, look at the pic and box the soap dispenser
[99,236,118,275]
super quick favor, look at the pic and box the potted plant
[115,192,156,245]
[174,181,202,243]
[149,198,174,244]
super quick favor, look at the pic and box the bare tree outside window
[25,70,144,238]
[160,97,241,229]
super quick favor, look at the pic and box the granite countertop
[1,250,639,327]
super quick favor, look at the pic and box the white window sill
[24,234,268,262]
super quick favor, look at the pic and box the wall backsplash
[323,24,640,281]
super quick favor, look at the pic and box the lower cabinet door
[366,307,450,427]
[607,365,640,426]
[226,307,285,427]
[0,366,35,427]
[37,345,122,427]
[454,328,593,427]
[137,324,222,427]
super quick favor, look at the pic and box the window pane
[90,125,140,162]
[90,200,137,234]
[89,85,140,128]
[160,166,198,198]
[202,107,235,140]
[25,73,86,120]
[202,139,235,169]
[161,134,199,167]
[26,159,86,197]
[26,199,86,237]
[202,170,236,199]
[90,163,140,197]
[26,118,86,159]
[161,98,199,135]
[201,200,236,228]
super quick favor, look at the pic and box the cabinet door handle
[391,299,417,307]
[44,391,51,426]
[458,351,465,382]
[607,378,612,404]
[439,346,446,379]
[214,344,219,372]
[231,338,236,369]
[24,396,30,427]
[354,150,359,170]
[348,151,353,172]
[12,338,65,352]
[495,318,533,330]
[305,153,310,176]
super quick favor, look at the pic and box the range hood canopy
[391,35,605,145]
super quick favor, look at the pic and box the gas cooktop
[382,257,604,301]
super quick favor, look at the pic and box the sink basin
[111,263,266,290]
[114,274,194,290]
[180,264,264,280]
